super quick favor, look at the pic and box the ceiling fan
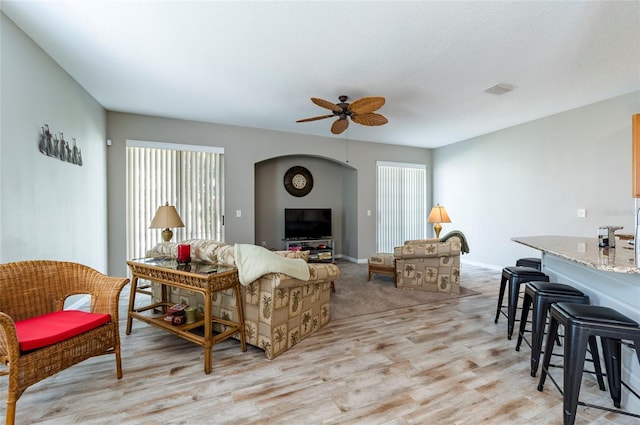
[296,95,388,135]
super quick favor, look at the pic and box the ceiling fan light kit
[296,95,388,134]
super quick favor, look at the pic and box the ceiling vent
[484,83,516,95]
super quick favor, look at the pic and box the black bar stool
[516,257,541,271]
[494,266,549,339]
[515,282,596,378]
[538,302,640,425]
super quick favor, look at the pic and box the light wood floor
[1,264,637,424]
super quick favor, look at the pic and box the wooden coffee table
[126,257,246,374]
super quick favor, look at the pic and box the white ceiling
[2,1,639,148]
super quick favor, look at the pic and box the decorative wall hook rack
[38,124,83,166]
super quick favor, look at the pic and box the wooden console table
[126,257,246,374]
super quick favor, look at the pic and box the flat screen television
[284,208,332,239]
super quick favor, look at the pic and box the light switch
[236,210,242,218]
[577,209,586,218]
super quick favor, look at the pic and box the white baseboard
[336,255,366,264]
[460,259,502,271]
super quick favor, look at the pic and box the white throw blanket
[233,243,311,286]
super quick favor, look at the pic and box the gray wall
[0,13,109,271]
[106,112,432,275]
[434,91,640,269]
[341,165,358,262]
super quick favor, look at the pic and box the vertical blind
[376,161,427,253]
[126,141,224,260]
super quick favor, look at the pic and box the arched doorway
[254,154,357,258]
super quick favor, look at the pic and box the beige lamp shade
[149,203,184,242]
[427,204,451,238]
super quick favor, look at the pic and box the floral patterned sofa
[393,237,461,294]
[145,239,340,359]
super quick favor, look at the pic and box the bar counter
[512,235,638,274]
[512,235,639,411]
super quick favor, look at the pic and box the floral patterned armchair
[145,240,340,359]
[393,237,461,294]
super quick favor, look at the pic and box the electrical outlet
[577,208,586,218]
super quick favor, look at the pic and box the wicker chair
[0,260,129,425]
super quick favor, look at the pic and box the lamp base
[433,223,442,239]
[161,228,173,242]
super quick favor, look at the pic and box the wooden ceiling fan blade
[351,113,388,126]
[331,118,349,134]
[348,96,385,114]
[311,97,343,113]
[296,114,335,123]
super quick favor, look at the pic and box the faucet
[606,226,624,248]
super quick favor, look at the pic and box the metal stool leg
[601,337,622,407]
[507,276,521,339]
[515,291,532,352]
[562,324,589,425]
[495,275,507,323]
[537,315,559,392]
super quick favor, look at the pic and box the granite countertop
[512,235,639,274]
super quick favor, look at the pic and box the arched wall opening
[255,154,357,258]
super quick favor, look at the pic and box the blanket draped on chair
[441,230,470,254]
[233,243,310,285]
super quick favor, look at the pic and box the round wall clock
[284,166,313,197]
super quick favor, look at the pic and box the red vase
[177,244,191,264]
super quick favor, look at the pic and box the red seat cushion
[15,310,112,351]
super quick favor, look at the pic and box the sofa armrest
[394,237,461,259]
[403,238,441,245]
[146,241,178,258]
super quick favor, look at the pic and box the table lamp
[428,204,451,238]
[149,202,185,242]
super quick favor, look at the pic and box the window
[126,140,224,260]
[376,161,427,252]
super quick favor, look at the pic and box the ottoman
[368,253,397,286]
